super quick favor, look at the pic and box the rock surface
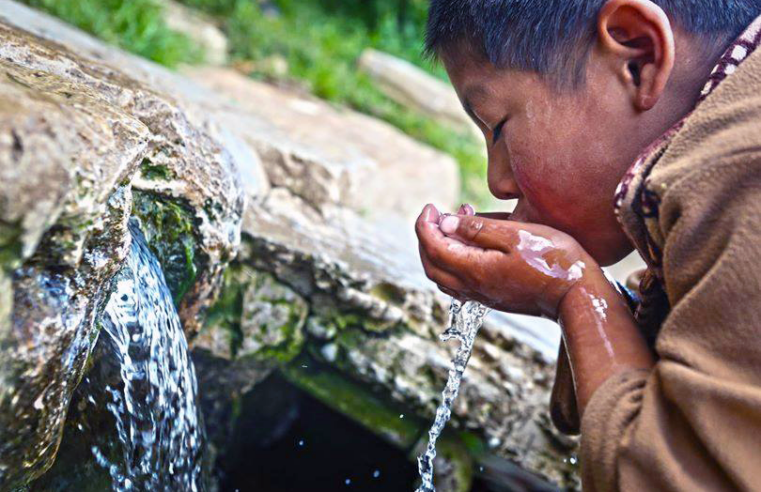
[0,4,245,487]
[160,0,229,66]
[185,67,461,223]
[193,188,575,487]
[359,48,480,138]
[0,2,576,490]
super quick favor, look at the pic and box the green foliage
[19,0,202,67]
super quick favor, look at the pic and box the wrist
[554,258,610,323]
[555,265,654,414]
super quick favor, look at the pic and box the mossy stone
[0,220,23,273]
[204,264,308,364]
[280,357,423,449]
[131,190,202,306]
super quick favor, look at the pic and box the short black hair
[425,0,761,86]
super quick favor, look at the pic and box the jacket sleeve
[581,138,761,491]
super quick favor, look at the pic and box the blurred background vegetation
[20,0,488,206]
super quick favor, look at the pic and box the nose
[487,145,520,200]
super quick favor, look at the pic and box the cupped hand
[415,204,599,319]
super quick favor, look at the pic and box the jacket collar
[614,15,761,276]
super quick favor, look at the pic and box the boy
[415,0,761,490]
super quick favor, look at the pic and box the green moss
[334,328,364,350]
[313,308,401,336]
[247,305,304,364]
[458,431,489,458]
[205,264,247,355]
[239,272,307,364]
[131,190,202,306]
[0,220,23,273]
[139,160,176,181]
[206,265,308,364]
[281,355,423,448]
[370,282,407,305]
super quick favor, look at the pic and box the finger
[417,212,480,271]
[419,245,466,290]
[439,215,518,252]
[415,204,444,243]
[419,203,441,224]
[458,203,476,216]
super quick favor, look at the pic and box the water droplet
[399,414,404,419]
[345,478,351,485]
[298,439,305,447]
[373,469,381,478]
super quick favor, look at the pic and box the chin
[582,233,635,267]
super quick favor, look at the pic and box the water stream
[88,219,206,491]
[416,299,489,492]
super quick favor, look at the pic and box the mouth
[509,201,529,223]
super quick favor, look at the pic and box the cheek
[506,126,581,216]
[506,114,612,231]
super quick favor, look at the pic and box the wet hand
[415,204,599,319]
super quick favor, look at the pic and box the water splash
[416,299,489,492]
[89,219,206,491]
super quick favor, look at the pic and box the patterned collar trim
[613,15,761,271]
[697,17,761,103]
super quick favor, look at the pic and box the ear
[597,0,675,111]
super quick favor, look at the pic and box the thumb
[439,215,517,251]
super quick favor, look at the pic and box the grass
[19,0,202,67]
[21,0,489,206]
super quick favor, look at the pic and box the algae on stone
[281,356,423,449]
[139,159,177,182]
[239,270,308,363]
[132,190,202,306]
[0,220,22,273]
[199,263,308,364]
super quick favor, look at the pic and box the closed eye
[492,118,508,144]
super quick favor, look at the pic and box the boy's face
[442,46,664,266]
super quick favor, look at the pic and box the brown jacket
[581,21,761,492]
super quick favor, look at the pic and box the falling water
[416,299,489,492]
[87,219,205,491]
